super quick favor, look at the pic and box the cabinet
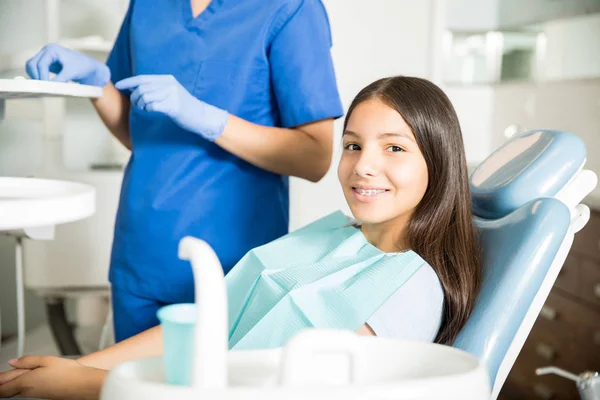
[499,210,600,399]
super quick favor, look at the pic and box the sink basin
[0,177,95,231]
[102,337,491,400]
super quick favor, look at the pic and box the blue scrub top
[107,0,343,303]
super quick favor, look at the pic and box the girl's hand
[0,356,107,400]
[0,366,29,385]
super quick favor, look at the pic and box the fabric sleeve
[366,265,445,342]
[106,0,134,91]
[268,0,344,128]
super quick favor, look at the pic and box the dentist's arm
[91,83,132,150]
[26,44,132,150]
[216,116,333,183]
[115,75,334,182]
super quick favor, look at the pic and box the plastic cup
[157,303,197,386]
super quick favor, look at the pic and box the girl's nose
[354,149,380,178]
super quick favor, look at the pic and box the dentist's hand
[26,43,111,87]
[115,75,229,142]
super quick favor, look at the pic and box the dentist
[26,0,343,342]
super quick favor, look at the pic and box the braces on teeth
[356,189,386,195]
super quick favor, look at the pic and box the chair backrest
[452,130,598,399]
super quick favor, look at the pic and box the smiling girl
[0,76,481,400]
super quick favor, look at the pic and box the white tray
[102,336,491,400]
[0,78,103,100]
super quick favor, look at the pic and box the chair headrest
[470,130,587,219]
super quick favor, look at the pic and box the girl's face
[338,98,429,228]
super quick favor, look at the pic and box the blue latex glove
[25,44,110,87]
[115,75,229,142]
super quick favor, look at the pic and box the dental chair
[453,129,598,399]
[95,129,597,399]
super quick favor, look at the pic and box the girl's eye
[344,143,361,151]
[387,145,404,152]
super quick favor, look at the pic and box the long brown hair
[344,76,481,344]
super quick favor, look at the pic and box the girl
[0,76,481,400]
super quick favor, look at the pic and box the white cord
[15,236,25,358]
[536,366,579,382]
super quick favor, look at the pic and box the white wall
[540,14,600,81]
[445,0,600,31]
[0,0,50,338]
[497,0,600,28]
[486,80,600,209]
[443,0,600,207]
[445,0,499,31]
[289,0,436,230]
[444,86,495,165]
[58,0,128,41]
[0,1,46,55]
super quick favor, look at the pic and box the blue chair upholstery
[470,130,587,219]
[454,199,571,379]
[452,129,596,399]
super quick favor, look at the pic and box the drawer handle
[533,383,554,399]
[540,306,557,321]
[594,284,600,298]
[536,343,556,361]
[595,331,600,346]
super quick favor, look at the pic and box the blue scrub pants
[111,286,171,342]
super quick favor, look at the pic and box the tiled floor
[0,324,103,372]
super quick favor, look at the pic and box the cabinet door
[500,291,600,399]
[579,259,600,309]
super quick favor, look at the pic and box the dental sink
[0,78,101,359]
[0,177,95,231]
[0,177,96,358]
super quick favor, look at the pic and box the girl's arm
[78,325,163,369]
[0,357,107,400]
[0,325,163,399]
[357,324,376,336]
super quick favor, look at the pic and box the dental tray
[0,78,102,99]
